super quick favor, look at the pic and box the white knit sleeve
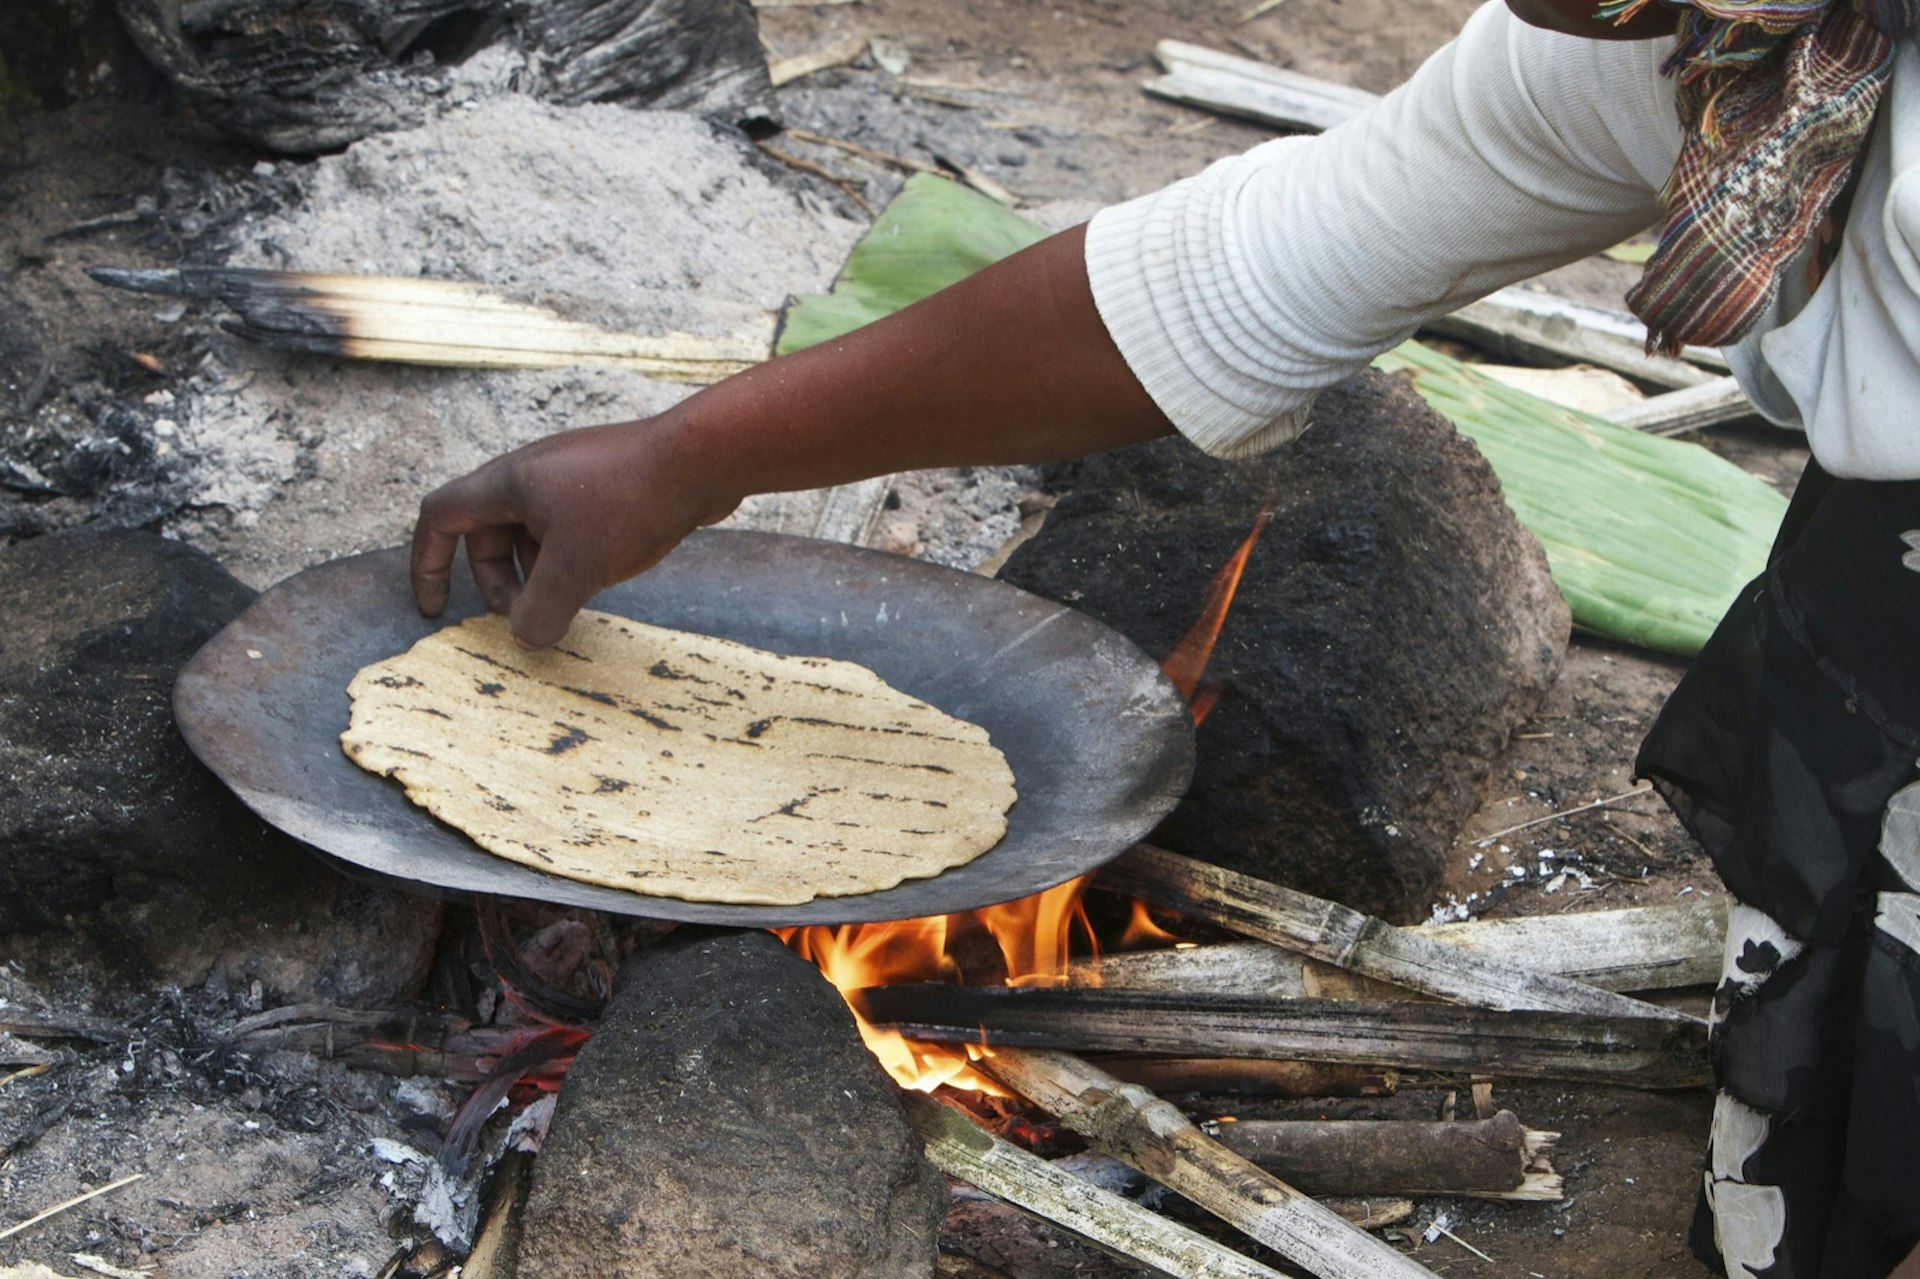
[1085,0,1682,459]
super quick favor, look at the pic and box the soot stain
[545,722,593,754]
[627,706,681,732]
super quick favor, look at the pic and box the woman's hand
[410,415,737,649]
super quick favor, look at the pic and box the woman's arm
[409,224,1174,648]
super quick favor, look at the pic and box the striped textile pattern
[1599,0,1917,352]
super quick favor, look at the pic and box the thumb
[509,544,600,649]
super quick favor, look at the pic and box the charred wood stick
[1078,899,1725,999]
[475,896,606,1026]
[853,986,1709,1088]
[89,266,769,384]
[0,1018,129,1045]
[1204,1111,1561,1201]
[980,1048,1441,1279]
[1095,1055,1397,1098]
[1097,845,1695,1022]
[223,326,757,383]
[906,1093,1296,1279]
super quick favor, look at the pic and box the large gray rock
[518,930,946,1279]
[0,528,438,1003]
[999,370,1570,922]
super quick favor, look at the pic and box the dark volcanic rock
[998,370,1569,921]
[518,930,946,1279]
[0,528,438,1003]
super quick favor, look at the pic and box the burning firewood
[980,1047,1443,1279]
[87,266,770,384]
[852,985,1710,1088]
[1097,845,1698,1022]
[905,1093,1298,1279]
[1201,1111,1563,1202]
[1075,898,1726,998]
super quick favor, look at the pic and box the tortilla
[340,609,1016,905]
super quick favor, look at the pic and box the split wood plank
[855,985,1711,1087]
[1143,40,1380,134]
[1203,1111,1562,1201]
[1077,897,1726,997]
[1427,289,1725,390]
[981,1047,1442,1279]
[904,1093,1297,1279]
[1600,375,1757,436]
[1097,844,1697,1022]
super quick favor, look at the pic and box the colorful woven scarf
[1600,0,1917,352]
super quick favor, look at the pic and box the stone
[997,370,1570,922]
[0,528,438,1004]
[517,929,946,1279]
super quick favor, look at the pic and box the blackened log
[1204,1111,1563,1201]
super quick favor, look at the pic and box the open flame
[1161,501,1273,727]
[776,875,1092,1092]
[782,506,1271,1090]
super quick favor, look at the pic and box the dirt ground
[0,0,1819,1275]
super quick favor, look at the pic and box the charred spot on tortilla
[340,609,1016,905]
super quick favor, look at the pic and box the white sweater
[1086,0,1920,479]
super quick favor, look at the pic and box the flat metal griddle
[174,530,1194,925]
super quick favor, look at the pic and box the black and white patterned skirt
[1637,462,1920,1278]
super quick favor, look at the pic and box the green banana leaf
[778,173,1788,657]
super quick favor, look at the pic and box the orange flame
[776,874,1094,1092]
[781,506,1270,1091]
[1160,503,1274,725]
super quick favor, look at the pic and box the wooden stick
[1078,899,1726,997]
[768,34,867,87]
[90,266,772,385]
[1320,1197,1413,1229]
[0,1173,146,1242]
[1600,375,1756,436]
[1143,41,1379,134]
[979,1048,1440,1279]
[1426,291,1722,390]
[1095,1055,1398,1097]
[784,126,940,174]
[1473,784,1655,845]
[854,986,1710,1087]
[1097,845,1694,1022]
[756,143,878,217]
[905,1093,1296,1279]
[1204,1111,1562,1201]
